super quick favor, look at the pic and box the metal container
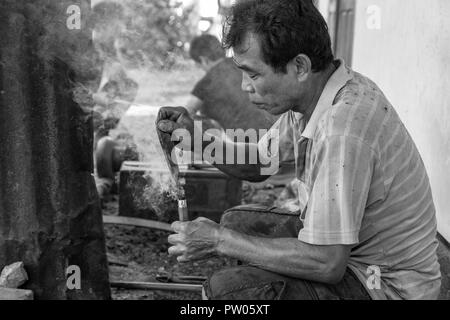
[119,162,242,222]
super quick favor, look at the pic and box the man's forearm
[213,163,267,182]
[211,141,268,182]
[197,127,271,182]
[216,227,349,284]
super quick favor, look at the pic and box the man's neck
[205,57,226,72]
[297,62,338,123]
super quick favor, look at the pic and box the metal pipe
[103,215,173,232]
[110,281,203,293]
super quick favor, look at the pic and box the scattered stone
[0,262,28,289]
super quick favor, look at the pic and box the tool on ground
[155,272,207,285]
[103,215,173,232]
[110,280,203,293]
[156,114,189,222]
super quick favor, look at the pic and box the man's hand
[168,217,222,263]
[156,106,195,139]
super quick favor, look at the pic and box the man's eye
[249,74,259,80]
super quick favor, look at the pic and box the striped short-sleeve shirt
[260,60,441,300]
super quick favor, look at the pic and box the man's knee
[203,266,364,300]
[220,207,274,236]
[201,287,209,300]
[220,210,248,232]
[203,266,287,300]
[220,205,302,238]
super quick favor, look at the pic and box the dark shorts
[203,205,371,300]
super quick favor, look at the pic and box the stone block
[119,162,242,223]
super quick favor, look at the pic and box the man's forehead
[232,33,264,69]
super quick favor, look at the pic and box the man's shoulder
[273,111,298,131]
[208,58,239,77]
[335,70,387,106]
[316,73,394,145]
[193,58,240,96]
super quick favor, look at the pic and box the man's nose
[241,73,255,94]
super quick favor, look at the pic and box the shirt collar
[300,59,353,140]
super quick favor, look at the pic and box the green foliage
[117,0,196,69]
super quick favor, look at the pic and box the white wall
[317,0,331,21]
[352,0,450,241]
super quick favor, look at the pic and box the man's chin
[259,106,283,116]
[253,103,270,112]
[253,102,287,116]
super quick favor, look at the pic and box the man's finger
[171,221,187,233]
[168,233,183,245]
[177,255,189,263]
[157,106,187,122]
[157,120,181,134]
[168,245,186,256]
[194,217,214,223]
[158,107,181,121]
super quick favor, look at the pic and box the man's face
[233,33,302,116]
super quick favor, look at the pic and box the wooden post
[0,0,110,299]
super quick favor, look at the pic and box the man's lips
[251,101,265,106]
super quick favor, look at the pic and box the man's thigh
[203,265,371,300]
[210,205,370,300]
[220,205,303,238]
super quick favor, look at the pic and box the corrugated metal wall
[0,0,111,299]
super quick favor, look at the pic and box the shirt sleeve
[257,112,296,175]
[191,73,210,102]
[298,135,376,245]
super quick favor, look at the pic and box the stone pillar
[0,0,110,299]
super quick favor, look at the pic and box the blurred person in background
[186,34,277,132]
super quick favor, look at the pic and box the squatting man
[156,0,441,300]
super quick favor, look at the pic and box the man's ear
[291,54,312,82]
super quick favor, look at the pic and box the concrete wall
[351,0,450,241]
[0,0,111,299]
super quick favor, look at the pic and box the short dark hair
[223,0,334,73]
[189,35,226,64]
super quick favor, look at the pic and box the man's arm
[157,107,273,182]
[169,218,352,284]
[185,94,203,115]
[206,140,270,182]
[218,227,352,284]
